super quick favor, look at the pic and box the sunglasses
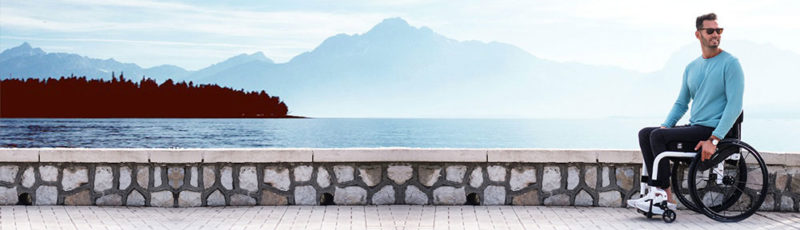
[699,28,724,35]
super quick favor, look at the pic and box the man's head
[695,13,723,49]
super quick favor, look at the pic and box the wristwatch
[711,139,719,146]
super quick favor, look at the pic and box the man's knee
[649,128,666,142]
[639,127,658,139]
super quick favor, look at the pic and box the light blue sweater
[661,50,744,139]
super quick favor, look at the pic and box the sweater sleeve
[662,68,691,128]
[712,58,744,139]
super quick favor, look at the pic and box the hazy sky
[2,0,798,72]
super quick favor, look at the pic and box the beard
[704,37,721,49]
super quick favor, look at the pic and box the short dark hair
[696,13,717,30]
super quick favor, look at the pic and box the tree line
[0,74,291,118]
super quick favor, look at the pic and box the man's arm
[711,58,744,139]
[662,68,691,128]
[697,58,744,161]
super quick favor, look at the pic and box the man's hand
[694,140,716,161]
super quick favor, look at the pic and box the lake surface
[0,118,797,152]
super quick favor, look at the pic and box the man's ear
[695,31,701,40]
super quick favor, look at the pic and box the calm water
[0,118,797,152]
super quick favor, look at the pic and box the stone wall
[0,148,798,211]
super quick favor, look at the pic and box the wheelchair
[637,113,769,223]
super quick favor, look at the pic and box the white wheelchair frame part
[639,150,742,199]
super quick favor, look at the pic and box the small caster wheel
[662,210,676,223]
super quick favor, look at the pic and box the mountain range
[2,18,798,118]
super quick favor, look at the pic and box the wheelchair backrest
[724,112,744,140]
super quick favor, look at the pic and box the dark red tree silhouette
[0,74,290,118]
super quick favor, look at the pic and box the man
[627,13,744,214]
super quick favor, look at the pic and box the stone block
[488,149,595,163]
[575,190,593,206]
[314,148,485,162]
[190,167,198,187]
[470,167,484,188]
[40,165,58,182]
[154,167,162,187]
[510,167,536,191]
[21,167,34,188]
[760,194,775,211]
[595,150,642,164]
[119,166,131,190]
[148,150,202,163]
[0,148,38,162]
[39,149,148,163]
[543,194,569,206]
[446,165,467,183]
[294,165,313,182]
[136,166,149,189]
[35,186,57,205]
[333,165,354,183]
[0,186,18,205]
[585,166,597,189]
[542,166,561,193]
[203,149,312,163]
[294,185,316,205]
[780,196,794,211]
[615,167,634,191]
[433,186,466,205]
[0,165,19,183]
[126,190,145,206]
[334,186,368,205]
[264,167,290,191]
[167,167,184,189]
[372,185,395,205]
[359,166,382,187]
[230,194,256,206]
[405,185,428,205]
[203,166,216,189]
[602,167,610,187]
[207,190,226,206]
[221,166,233,190]
[484,185,506,205]
[64,190,91,206]
[94,166,113,193]
[418,166,441,187]
[317,167,330,188]
[239,166,258,192]
[567,166,579,190]
[773,167,787,191]
[511,189,537,206]
[487,165,506,182]
[261,190,288,205]
[62,166,88,191]
[178,191,202,207]
[387,165,413,185]
[150,191,174,207]
[96,194,122,206]
[598,191,621,207]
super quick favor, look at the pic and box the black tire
[671,160,700,212]
[687,140,768,222]
[663,209,676,223]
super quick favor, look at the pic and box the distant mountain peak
[0,42,46,61]
[365,17,432,37]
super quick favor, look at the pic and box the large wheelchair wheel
[687,140,768,222]
[671,160,700,212]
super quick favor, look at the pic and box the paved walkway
[0,205,798,230]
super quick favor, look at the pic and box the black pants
[638,125,714,188]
